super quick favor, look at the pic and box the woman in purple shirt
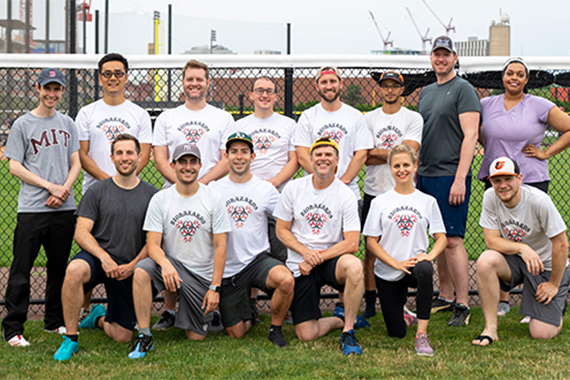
[479,57,570,193]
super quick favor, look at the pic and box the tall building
[489,14,510,56]
[456,37,489,57]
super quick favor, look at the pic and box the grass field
[1,308,570,379]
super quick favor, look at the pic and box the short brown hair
[111,133,141,154]
[183,59,209,80]
[251,77,277,92]
[388,144,417,165]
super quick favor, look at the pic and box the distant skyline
[1,0,569,56]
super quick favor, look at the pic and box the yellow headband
[310,138,339,154]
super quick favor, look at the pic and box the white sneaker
[404,305,417,318]
[520,316,531,323]
[45,326,67,334]
[7,335,30,347]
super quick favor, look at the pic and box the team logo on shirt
[178,121,211,144]
[388,206,423,237]
[171,210,207,243]
[251,129,281,154]
[317,123,349,144]
[300,204,334,235]
[225,196,258,228]
[96,117,131,142]
[376,126,403,148]
[501,220,530,243]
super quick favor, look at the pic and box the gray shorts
[219,252,284,328]
[500,254,570,327]
[136,257,213,336]
[268,216,287,262]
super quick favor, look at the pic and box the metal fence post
[284,68,293,118]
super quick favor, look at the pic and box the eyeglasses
[253,88,275,95]
[380,85,402,90]
[101,71,126,79]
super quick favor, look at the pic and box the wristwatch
[209,285,221,292]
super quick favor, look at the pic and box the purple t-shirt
[479,94,555,183]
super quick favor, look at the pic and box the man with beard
[417,36,480,327]
[53,134,158,361]
[294,66,372,326]
[151,59,236,329]
[472,157,569,346]
[360,71,423,320]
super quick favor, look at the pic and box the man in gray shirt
[417,36,480,327]
[53,134,157,361]
[2,68,81,347]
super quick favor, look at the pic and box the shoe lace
[343,332,358,346]
[416,333,430,347]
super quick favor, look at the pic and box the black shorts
[72,250,136,331]
[220,252,284,328]
[290,256,345,325]
[361,193,376,230]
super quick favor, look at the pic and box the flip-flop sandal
[472,335,493,347]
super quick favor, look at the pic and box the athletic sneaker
[207,310,224,333]
[45,326,67,334]
[79,304,106,329]
[520,316,531,324]
[415,333,434,356]
[53,336,78,361]
[268,327,289,348]
[448,303,470,326]
[7,334,30,347]
[152,310,175,330]
[128,334,154,359]
[283,311,293,325]
[497,301,510,317]
[78,307,89,324]
[340,329,362,355]
[333,304,371,329]
[431,297,455,314]
[404,309,418,327]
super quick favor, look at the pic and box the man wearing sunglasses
[359,71,423,320]
[76,53,152,194]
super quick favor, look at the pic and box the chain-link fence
[1,56,569,316]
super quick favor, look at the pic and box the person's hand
[101,256,120,279]
[202,290,219,315]
[47,184,70,201]
[519,245,544,275]
[393,258,417,274]
[115,261,136,281]
[535,281,558,305]
[161,260,182,292]
[412,252,431,263]
[522,144,547,160]
[449,178,466,206]
[302,249,324,267]
[299,261,313,276]
[45,195,63,209]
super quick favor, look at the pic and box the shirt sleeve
[353,114,374,151]
[76,187,100,222]
[403,112,423,144]
[457,81,481,115]
[3,121,25,162]
[342,189,361,232]
[137,109,153,144]
[362,198,382,237]
[479,188,500,230]
[427,197,446,236]
[152,112,168,146]
[143,193,165,233]
[273,184,294,222]
[266,185,280,216]
[294,112,313,147]
[75,107,90,142]
[65,116,80,153]
[537,196,567,238]
[220,113,237,151]
[532,95,556,124]
[287,118,297,151]
[211,191,232,234]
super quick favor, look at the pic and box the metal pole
[45,0,50,53]
[69,0,78,118]
[284,23,293,119]
[83,4,87,53]
[95,10,100,101]
[25,0,30,53]
[104,0,108,53]
[168,4,172,102]
[6,0,12,53]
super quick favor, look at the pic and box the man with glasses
[151,59,236,330]
[76,53,152,194]
[360,71,423,320]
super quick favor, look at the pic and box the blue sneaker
[53,336,78,361]
[128,334,154,359]
[340,329,362,355]
[79,304,106,329]
[333,304,370,329]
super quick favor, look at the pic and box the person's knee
[295,327,317,341]
[387,326,406,339]
[109,326,133,343]
[476,250,503,273]
[276,271,295,295]
[133,268,150,286]
[446,236,463,250]
[342,257,364,281]
[529,321,560,340]
[225,323,246,339]
[64,261,89,285]
[185,330,207,340]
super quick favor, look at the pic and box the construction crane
[422,0,455,36]
[368,11,393,51]
[405,7,431,55]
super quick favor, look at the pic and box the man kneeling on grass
[472,157,569,347]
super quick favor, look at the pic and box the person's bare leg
[417,319,429,334]
[444,237,470,306]
[132,268,153,330]
[266,266,295,326]
[294,318,344,341]
[471,250,511,346]
[163,289,177,312]
[185,330,207,341]
[335,255,364,332]
[435,250,454,301]
[61,260,91,335]
[529,318,562,340]
[103,322,132,343]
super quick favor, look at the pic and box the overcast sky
[1,0,569,56]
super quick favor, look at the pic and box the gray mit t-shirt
[417,76,480,177]
[76,178,158,264]
[3,111,79,213]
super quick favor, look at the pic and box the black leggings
[375,260,433,338]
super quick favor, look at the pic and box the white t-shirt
[294,103,373,198]
[76,99,152,192]
[235,113,297,192]
[153,104,236,187]
[362,189,446,281]
[479,185,568,271]
[273,175,360,278]
[209,175,280,277]
[143,184,231,281]
[363,107,423,196]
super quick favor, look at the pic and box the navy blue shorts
[71,250,136,331]
[417,175,471,238]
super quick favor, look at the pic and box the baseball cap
[431,36,457,54]
[378,71,405,86]
[225,132,254,151]
[310,137,339,154]
[316,66,341,81]
[37,68,66,87]
[489,156,520,178]
[171,143,201,163]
